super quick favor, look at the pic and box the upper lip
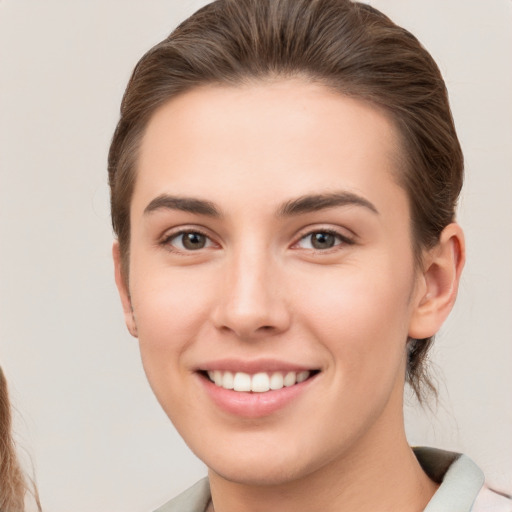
[197,358,319,374]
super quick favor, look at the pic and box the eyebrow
[278,192,379,216]
[143,191,378,218]
[144,194,221,217]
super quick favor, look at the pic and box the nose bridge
[213,239,289,337]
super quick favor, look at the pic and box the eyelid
[159,225,220,253]
[291,226,356,250]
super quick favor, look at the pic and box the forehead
[134,80,406,217]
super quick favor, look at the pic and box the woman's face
[117,81,428,485]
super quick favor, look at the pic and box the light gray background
[1,1,511,511]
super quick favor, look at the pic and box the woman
[0,367,42,512]
[108,0,511,510]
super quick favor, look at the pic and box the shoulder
[472,485,512,512]
[414,447,512,512]
[153,478,211,512]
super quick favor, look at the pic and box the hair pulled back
[108,0,463,401]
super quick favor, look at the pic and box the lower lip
[199,374,317,418]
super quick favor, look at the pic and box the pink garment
[473,485,512,512]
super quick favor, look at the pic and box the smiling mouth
[202,370,320,393]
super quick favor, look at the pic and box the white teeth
[283,371,296,387]
[233,372,252,392]
[222,371,234,390]
[213,370,223,387]
[207,370,312,392]
[251,372,270,393]
[297,370,309,383]
[269,372,284,390]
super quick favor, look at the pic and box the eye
[164,231,214,251]
[295,230,351,250]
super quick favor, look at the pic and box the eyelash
[160,228,215,253]
[293,228,355,252]
[160,227,354,254]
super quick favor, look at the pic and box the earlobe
[112,241,138,338]
[408,223,465,339]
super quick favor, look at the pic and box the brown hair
[108,0,463,401]
[0,368,42,512]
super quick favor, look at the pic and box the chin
[195,436,337,488]
[208,459,310,487]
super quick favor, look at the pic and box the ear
[112,241,138,338]
[408,223,465,339]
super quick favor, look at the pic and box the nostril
[212,298,292,338]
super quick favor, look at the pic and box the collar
[414,447,484,512]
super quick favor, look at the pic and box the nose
[212,247,291,340]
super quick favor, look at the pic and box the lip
[197,358,315,374]
[196,359,320,418]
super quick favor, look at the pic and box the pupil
[312,232,335,249]
[183,232,206,250]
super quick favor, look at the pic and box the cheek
[295,259,414,379]
[130,271,215,418]
[130,267,214,364]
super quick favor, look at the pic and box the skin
[114,80,464,512]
